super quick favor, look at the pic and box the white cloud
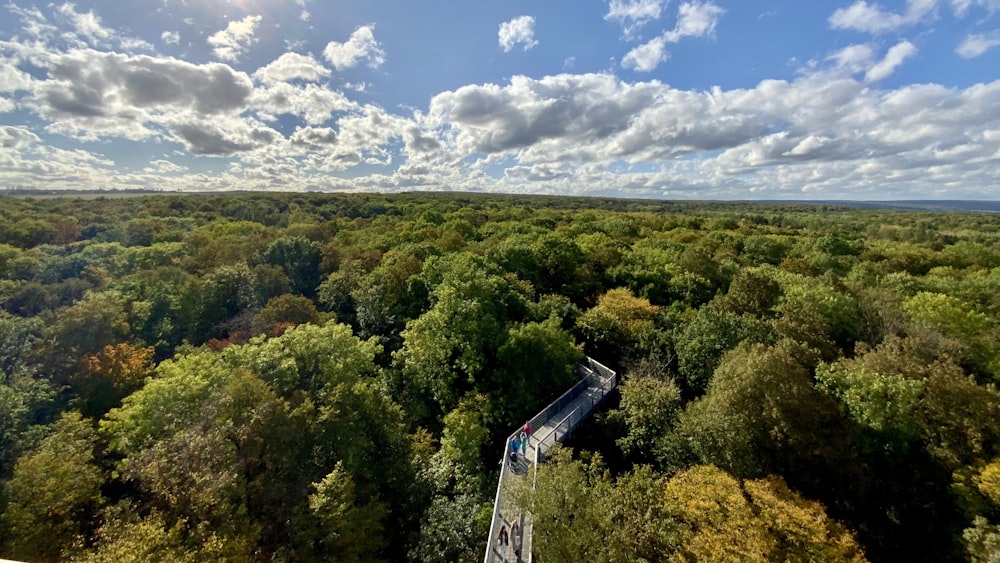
[6,4,57,40]
[665,0,726,41]
[622,36,670,71]
[950,0,1000,17]
[605,0,665,26]
[866,40,917,81]
[208,15,262,61]
[295,0,311,21]
[3,2,1000,199]
[57,2,112,43]
[322,25,385,70]
[164,113,278,155]
[0,57,34,93]
[423,70,1000,198]
[829,0,936,34]
[827,44,875,73]
[0,126,40,149]
[120,37,154,52]
[498,16,539,53]
[253,52,331,84]
[162,31,180,45]
[622,1,724,71]
[956,30,1000,57]
[144,159,187,173]
[28,49,253,141]
[289,126,338,152]
[249,82,357,124]
[605,0,665,38]
[298,106,411,171]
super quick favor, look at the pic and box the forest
[0,192,999,562]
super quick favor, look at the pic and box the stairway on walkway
[484,357,617,563]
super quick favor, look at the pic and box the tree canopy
[1,192,999,562]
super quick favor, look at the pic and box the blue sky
[1,0,999,199]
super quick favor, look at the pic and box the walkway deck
[484,356,617,563]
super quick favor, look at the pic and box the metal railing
[483,356,617,563]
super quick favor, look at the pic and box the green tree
[44,290,131,380]
[816,362,923,440]
[610,372,683,465]
[191,263,258,342]
[439,393,490,478]
[576,287,659,360]
[676,343,849,484]
[964,517,1000,563]
[305,462,388,562]
[258,236,323,297]
[0,314,52,474]
[716,268,781,317]
[494,315,582,425]
[520,448,612,562]
[408,493,490,563]
[251,294,322,336]
[674,308,770,396]
[904,292,1000,381]
[2,412,105,562]
[72,508,253,563]
[394,253,529,417]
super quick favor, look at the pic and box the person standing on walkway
[498,525,508,547]
[523,422,532,443]
[519,431,527,455]
[510,436,520,463]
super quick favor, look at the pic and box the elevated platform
[484,357,617,563]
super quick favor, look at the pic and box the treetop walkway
[484,356,617,563]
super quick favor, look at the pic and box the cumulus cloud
[829,0,936,34]
[505,162,574,182]
[622,36,670,71]
[498,16,539,53]
[866,40,917,81]
[289,126,339,152]
[605,0,665,38]
[27,50,253,140]
[666,0,726,41]
[162,31,180,45]
[3,1,1000,199]
[622,1,724,71]
[249,82,357,124]
[165,114,278,155]
[208,15,262,61]
[956,30,1000,57]
[0,126,40,149]
[0,58,34,93]
[323,25,385,70]
[424,70,1000,198]
[253,52,331,84]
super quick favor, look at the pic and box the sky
[1,1,1000,200]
